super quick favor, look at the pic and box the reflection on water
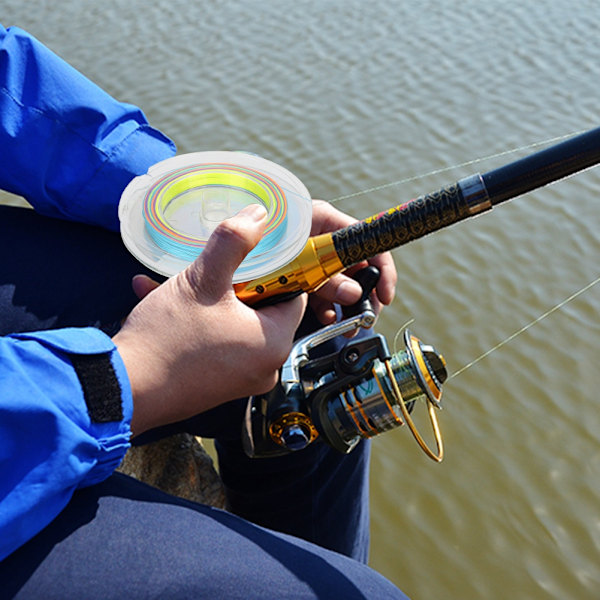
[3,1,599,597]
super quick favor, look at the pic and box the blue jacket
[0,25,176,560]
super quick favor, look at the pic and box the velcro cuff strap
[69,353,123,423]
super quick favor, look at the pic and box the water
[2,1,599,597]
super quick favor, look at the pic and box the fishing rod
[237,125,600,462]
[234,126,600,305]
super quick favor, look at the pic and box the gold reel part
[385,360,444,462]
[269,412,319,448]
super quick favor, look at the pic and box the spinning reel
[242,267,448,462]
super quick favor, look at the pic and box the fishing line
[327,129,589,205]
[385,273,598,386]
[448,275,600,380]
[321,127,599,383]
[392,318,415,354]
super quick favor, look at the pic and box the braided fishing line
[119,151,312,282]
[143,163,287,261]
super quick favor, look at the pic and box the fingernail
[238,203,267,222]
[335,280,362,304]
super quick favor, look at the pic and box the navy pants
[0,206,406,599]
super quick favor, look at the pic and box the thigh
[0,206,159,336]
[0,473,407,600]
[215,436,372,562]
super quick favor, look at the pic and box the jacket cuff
[9,327,134,485]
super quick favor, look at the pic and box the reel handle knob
[341,266,380,319]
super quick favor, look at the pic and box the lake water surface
[2,1,599,598]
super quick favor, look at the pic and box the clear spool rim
[119,151,312,282]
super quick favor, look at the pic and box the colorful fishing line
[118,151,312,282]
[142,163,288,261]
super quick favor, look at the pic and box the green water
[2,1,599,597]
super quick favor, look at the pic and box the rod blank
[483,126,600,206]
[331,126,600,269]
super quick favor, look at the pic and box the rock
[117,433,226,508]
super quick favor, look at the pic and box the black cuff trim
[69,353,123,423]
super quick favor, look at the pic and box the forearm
[0,328,133,560]
[0,24,176,230]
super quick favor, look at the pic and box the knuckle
[212,219,248,247]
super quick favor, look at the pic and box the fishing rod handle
[332,175,492,267]
[234,175,491,305]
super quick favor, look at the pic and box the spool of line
[118,151,312,282]
[143,163,288,261]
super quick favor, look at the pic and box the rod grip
[331,183,470,267]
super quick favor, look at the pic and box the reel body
[243,269,448,461]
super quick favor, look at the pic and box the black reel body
[304,333,401,453]
[242,268,448,461]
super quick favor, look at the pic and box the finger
[132,274,161,300]
[314,273,363,306]
[310,200,398,306]
[310,199,355,235]
[258,293,308,363]
[369,253,397,305]
[261,292,307,334]
[185,204,267,298]
[309,295,359,337]
[309,295,337,325]
[367,290,383,317]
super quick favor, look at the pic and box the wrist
[112,330,170,436]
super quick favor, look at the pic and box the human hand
[113,205,306,436]
[309,200,397,325]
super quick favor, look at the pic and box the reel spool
[119,152,312,281]
[309,329,447,461]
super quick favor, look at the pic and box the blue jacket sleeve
[0,328,134,561]
[0,24,177,231]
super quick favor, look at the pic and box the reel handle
[341,266,380,319]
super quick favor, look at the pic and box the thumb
[187,204,268,297]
